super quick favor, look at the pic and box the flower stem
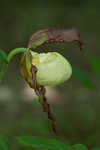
[7,48,27,62]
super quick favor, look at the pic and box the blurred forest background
[0,0,100,149]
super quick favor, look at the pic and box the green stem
[7,47,27,62]
[0,48,27,79]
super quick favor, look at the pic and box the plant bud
[31,51,72,86]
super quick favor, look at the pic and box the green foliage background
[0,0,100,149]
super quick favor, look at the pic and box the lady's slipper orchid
[20,28,82,133]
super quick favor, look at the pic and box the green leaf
[0,135,10,150]
[90,55,100,76]
[0,49,8,63]
[16,136,70,150]
[91,148,100,150]
[0,63,8,78]
[72,65,95,89]
[72,144,88,150]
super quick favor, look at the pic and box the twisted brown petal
[31,65,57,133]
